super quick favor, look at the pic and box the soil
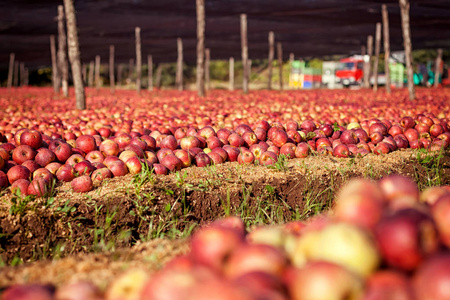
[0,149,449,290]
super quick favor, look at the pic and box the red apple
[0,170,8,189]
[91,167,112,184]
[180,136,201,150]
[333,143,350,158]
[54,142,73,163]
[413,254,450,300]
[108,160,128,177]
[12,145,36,165]
[228,133,245,147]
[161,154,182,172]
[28,177,49,197]
[294,142,310,158]
[20,129,43,150]
[279,142,296,159]
[71,175,94,193]
[195,152,212,167]
[85,150,105,164]
[74,160,94,176]
[7,165,31,184]
[33,167,53,183]
[160,135,178,151]
[259,151,278,166]
[237,149,255,164]
[271,130,288,148]
[125,156,143,174]
[363,270,414,300]
[153,163,168,175]
[1,284,54,300]
[11,178,30,196]
[76,135,97,154]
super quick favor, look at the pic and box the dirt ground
[0,149,449,289]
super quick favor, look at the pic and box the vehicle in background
[335,56,365,87]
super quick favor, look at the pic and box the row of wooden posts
[4,0,444,110]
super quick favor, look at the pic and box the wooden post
[205,48,210,90]
[13,61,19,87]
[7,53,14,89]
[382,4,391,94]
[128,59,134,82]
[155,64,163,89]
[117,64,123,86]
[229,57,234,91]
[176,38,184,91]
[373,22,382,92]
[50,35,59,93]
[95,55,101,90]
[399,0,415,100]
[88,61,94,87]
[64,0,86,110]
[277,42,283,90]
[109,45,115,94]
[268,31,274,90]
[434,48,443,88]
[57,5,69,97]
[20,63,25,86]
[364,35,373,88]
[135,27,142,94]
[241,14,249,93]
[148,55,153,91]
[196,0,205,97]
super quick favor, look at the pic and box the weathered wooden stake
[229,57,235,91]
[95,55,101,90]
[13,61,19,87]
[196,0,205,97]
[155,64,163,89]
[88,61,94,87]
[148,55,153,91]
[373,22,382,92]
[205,48,210,90]
[20,63,25,86]
[434,48,443,88]
[241,14,249,93]
[135,27,142,94]
[382,4,391,94]
[399,0,415,100]
[64,0,86,109]
[277,42,283,90]
[117,64,123,86]
[57,5,69,97]
[176,38,184,91]
[50,35,59,93]
[364,35,373,88]
[268,31,275,90]
[7,53,14,89]
[109,45,115,94]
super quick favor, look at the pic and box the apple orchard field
[0,86,450,299]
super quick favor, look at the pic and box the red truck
[335,56,365,87]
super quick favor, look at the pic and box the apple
[195,152,212,167]
[259,151,278,166]
[253,127,267,142]
[119,150,138,163]
[0,170,8,189]
[217,128,232,142]
[223,146,240,162]
[124,144,144,158]
[114,133,132,150]
[153,163,168,175]
[0,147,10,162]
[85,150,105,164]
[363,270,414,300]
[249,144,265,160]
[212,147,228,162]
[99,139,120,157]
[54,142,73,163]
[235,124,253,136]
[141,135,156,150]
[76,135,97,154]
[373,142,391,155]
[20,129,43,149]
[0,142,15,154]
[143,150,159,164]
[279,142,296,159]
[104,269,149,300]
[22,159,40,173]
[228,133,245,147]
[1,284,54,300]
[237,149,255,164]
[206,136,224,150]
[125,156,143,174]
[12,145,36,165]
[66,154,85,167]
[161,154,182,172]
[56,164,76,182]
[130,137,147,151]
[7,165,31,184]
[28,177,49,197]
[271,130,288,148]
[34,148,56,167]
[420,186,450,205]
[160,135,178,151]
[180,136,201,150]
[55,281,103,300]
[71,175,94,193]
[374,208,439,271]
[207,151,224,165]
[198,126,216,139]
[174,149,192,168]
[285,261,364,300]
[108,160,128,177]
[300,120,317,133]
[174,127,188,140]
[400,116,415,129]
[294,143,309,158]
[33,167,53,183]
[253,120,271,132]
[413,254,450,300]
[74,160,95,176]
[91,168,112,184]
[267,145,280,156]
[10,178,30,196]
[378,174,419,210]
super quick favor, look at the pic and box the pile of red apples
[0,110,449,195]
[4,175,450,300]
